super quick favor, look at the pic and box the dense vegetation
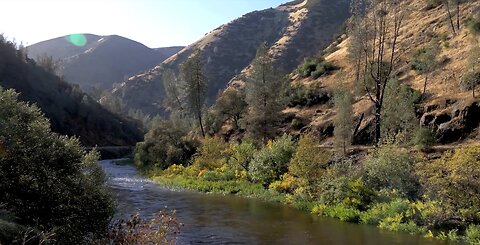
[0,35,142,146]
[0,88,115,244]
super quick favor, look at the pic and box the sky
[0,0,288,48]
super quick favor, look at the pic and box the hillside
[0,35,143,146]
[112,0,351,116]
[264,0,480,145]
[28,34,182,91]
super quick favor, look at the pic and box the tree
[462,38,480,97]
[0,87,115,243]
[245,42,288,141]
[333,88,354,157]
[289,133,331,196]
[216,88,247,129]
[350,0,406,145]
[381,80,418,144]
[249,135,296,186]
[162,68,185,113]
[181,51,208,137]
[411,39,441,96]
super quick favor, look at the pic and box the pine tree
[333,88,353,157]
[245,42,288,142]
[162,68,185,113]
[181,51,208,137]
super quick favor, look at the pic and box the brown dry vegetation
[279,0,480,146]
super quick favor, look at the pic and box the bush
[317,162,374,210]
[460,71,480,91]
[134,118,198,170]
[289,85,330,107]
[0,88,115,243]
[295,57,334,79]
[363,146,420,199]
[249,135,296,186]
[466,225,480,244]
[324,204,361,223]
[416,145,480,223]
[228,140,257,174]
[467,17,480,35]
[192,137,231,170]
[289,133,331,197]
[412,127,436,151]
[269,173,298,193]
[360,199,411,225]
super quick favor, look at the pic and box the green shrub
[134,118,198,170]
[324,204,361,223]
[249,135,296,186]
[466,225,480,244]
[416,145,480,223]
[0,88,115,243]
[193,137,231,170]
[228,140,257,173]
[379,217,426,235]
[467,17,480,35]
[360,199,411,225]
[460,71,480,92]
[363,146,420,199]
[412,127,436,151]
[295,57,334,79]
[289,133,330,197]
[289,85,330,107]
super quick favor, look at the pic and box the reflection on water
[101,160,449,245]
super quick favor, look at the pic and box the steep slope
[113,0,351,116]
[0,36,143,146]
[28,34,174,90]
[277,0,480,145]
[155,46,185,58]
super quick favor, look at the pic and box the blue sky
[0,0,288,48]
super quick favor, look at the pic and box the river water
[101,160,450,245]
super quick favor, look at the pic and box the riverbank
[143,165,480,245]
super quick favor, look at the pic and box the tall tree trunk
[198,111,205,137]
[423,75,428,96]
[374,102,382,146]
[446,2,456,34]
[456,1,460,30]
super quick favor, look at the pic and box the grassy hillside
[257,0,480,145]
[112,0,351,116]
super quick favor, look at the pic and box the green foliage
[416,145,480,223]
[466,225,480,244]
[324,204,361,222]
[381,80,419,144]
[193,137,231,170]
[333,88,353,156]
[412,127,436,151]
[228,140,257,174]
[296,57,334,78]
[181,50,208,137]
[289,133,330,196]
[467,17,480,35]
[360,199,411,225]
[245,42,289,141]
[289,85,330,107]
[215,88,247,129]
[0,88,115,243]
[461,71,480,92]
[363,146,419,199]
[249,135,296,186]
[134,117,198,170]
[411,39,441,75]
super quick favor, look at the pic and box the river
[101,160,450,245]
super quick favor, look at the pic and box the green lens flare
[67,34,87,47]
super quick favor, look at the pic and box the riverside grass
[143,167,477,244]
